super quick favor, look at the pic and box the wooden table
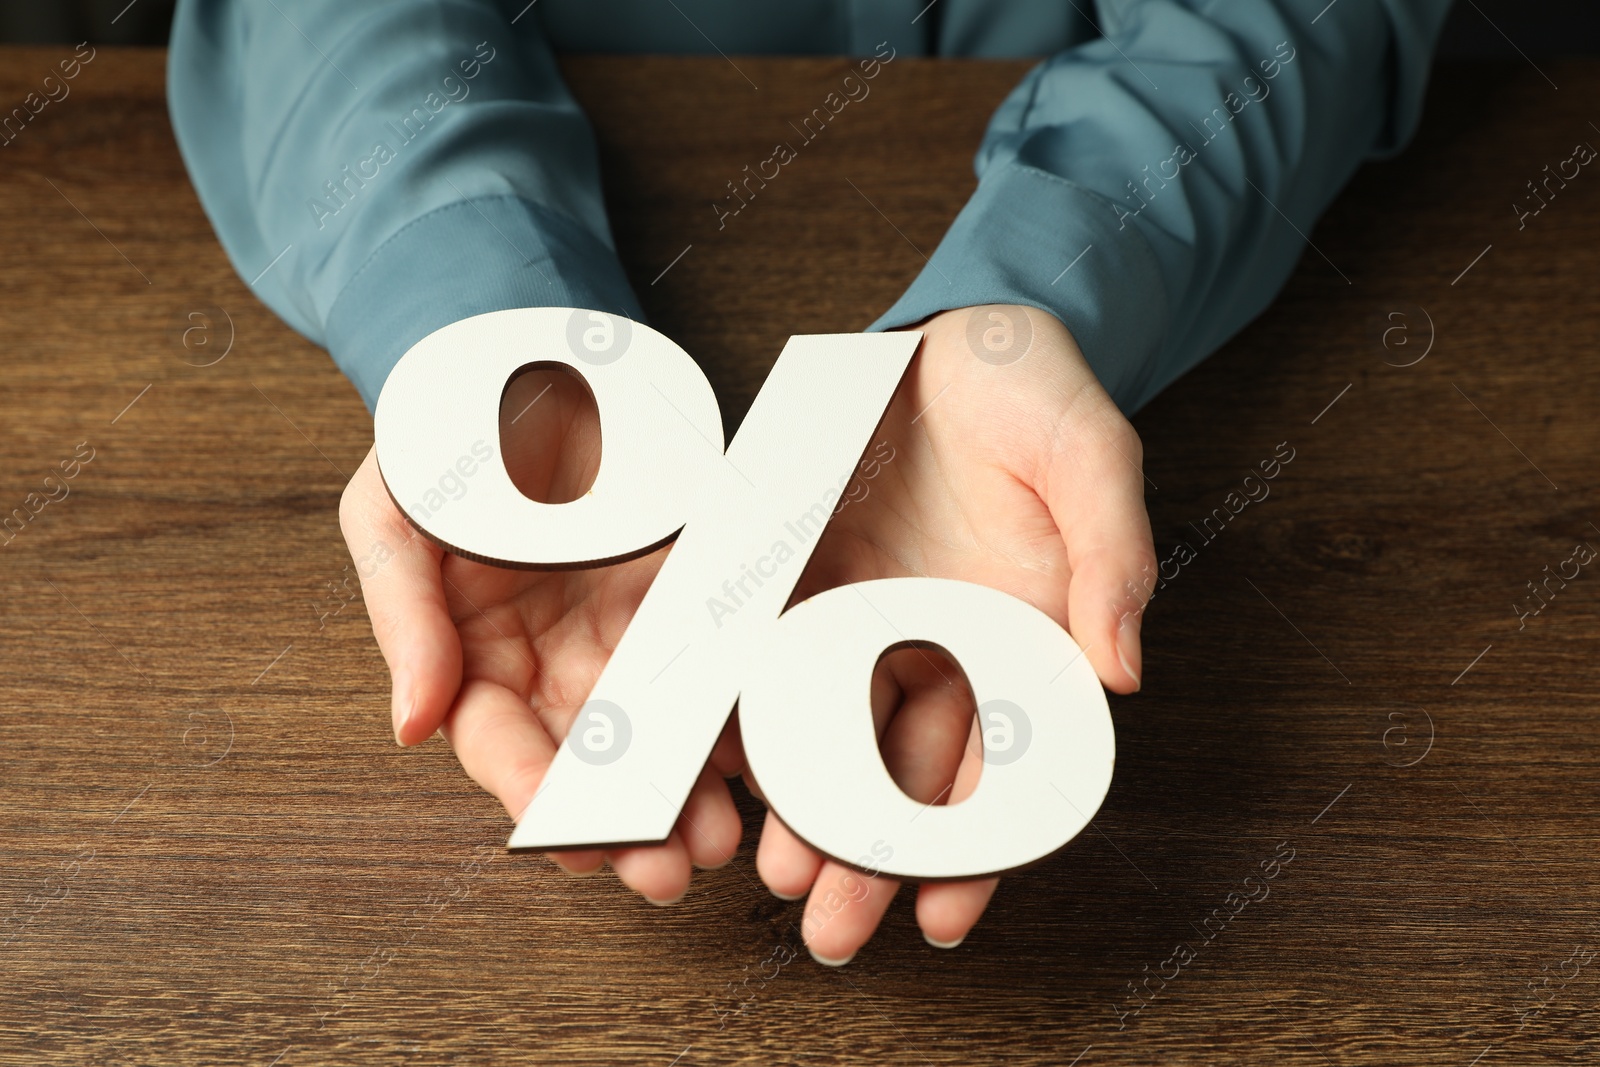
[2,44,1598,1066]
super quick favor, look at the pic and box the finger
[439,678,559,818]
[918,716,997,948]
[679,765,743,870]
[436,683,608,876]
[709,714,745,778]
[443,682,699,902]
[741,769,767,805]
[755,810,823,900]
[753,659,914,902]
[1039,394,1156,694]
[793,653,964,964]
[802,861,900,966]
[608,831,693,905]
[340,447,461,745]
[879,648,974,803]
[549,849,606,876]
[915,879,999,948]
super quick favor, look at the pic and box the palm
[437,547,664,752]
[800,345,1074,618]
[345,368,742,897]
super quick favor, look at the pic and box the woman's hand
[752,304,1155,963]
[339,368,746,903]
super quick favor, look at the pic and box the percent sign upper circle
[565,308,633,365]
[375,309,723,569]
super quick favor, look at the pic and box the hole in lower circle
[870,641,981,809]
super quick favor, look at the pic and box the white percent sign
[374,308,1114,880]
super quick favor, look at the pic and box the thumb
[340,448,463,744]
[1037,393,1155,695]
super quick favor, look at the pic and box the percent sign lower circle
[373,308,1115,881]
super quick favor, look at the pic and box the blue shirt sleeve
[871,0,1455,412]
[169,0,1453,416]
[167,0,645,410]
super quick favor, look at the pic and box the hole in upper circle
[498,362,601,505]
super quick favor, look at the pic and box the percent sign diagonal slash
[375,309,918,849]
[373,308,1115,879]
[514,331,918,850]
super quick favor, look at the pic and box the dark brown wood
[2,43,1599,1066]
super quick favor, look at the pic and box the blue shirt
[168,0,1453,414]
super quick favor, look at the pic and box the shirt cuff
[324,194,646,412]
[868,161,1171,415]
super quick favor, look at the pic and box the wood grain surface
[3,44,1599,1066]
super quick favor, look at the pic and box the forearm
[872,0,1456,414]
[168,0,643,409]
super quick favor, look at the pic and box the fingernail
[1116,618,1142,691]
[924,932,965,950]
[391,671,412,745]
[769,887,805,901]
[809,947,855,967]
[644,890,685,906]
